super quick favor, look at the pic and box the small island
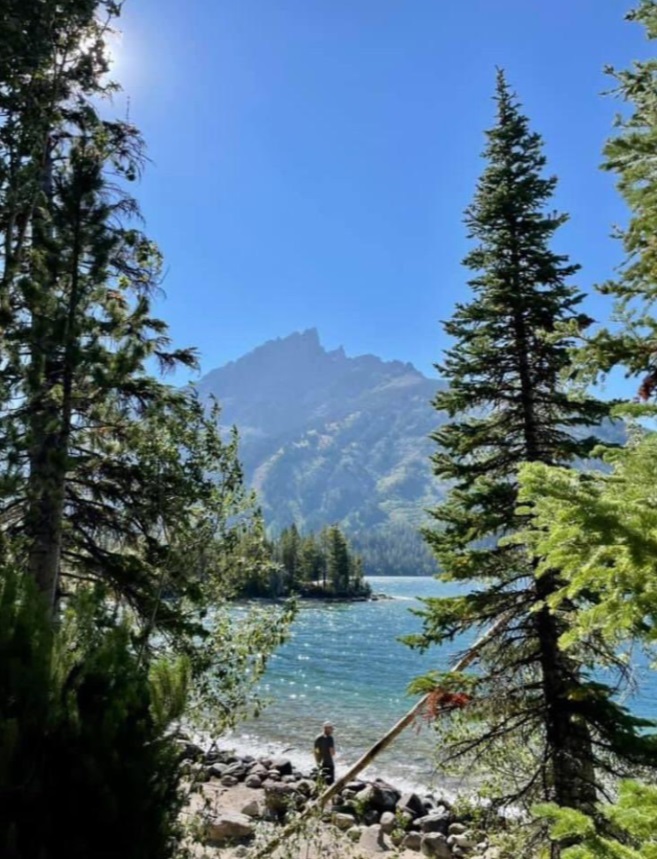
[234,524,372,600]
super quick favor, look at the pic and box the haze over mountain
[196,329,447,574]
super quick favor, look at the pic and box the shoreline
[180,734,500,859]
[193,729,468,804]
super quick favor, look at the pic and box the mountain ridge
[196,329,446,574]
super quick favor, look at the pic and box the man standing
[313,721,335,785]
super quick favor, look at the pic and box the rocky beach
[179,737,501,859]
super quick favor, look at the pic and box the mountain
[196,329,448,575]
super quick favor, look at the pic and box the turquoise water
[217,577,656,793]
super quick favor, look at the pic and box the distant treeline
[350,525,439,577]
[234,524,371,599]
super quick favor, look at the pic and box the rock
[346,780,368,791]
[223,761,248,780]
[380,811,396,834]
[270,757,293,776]
[421,832,452,858]
[483,849,500,859]
[359,824,389,853]
[240,799,262,818]
[233,847,249,858]
[207,763,226,779]
[416,810,451,835]
[397,792,426,819]
[221,775,239,787]
[248,763,268,777]
[296,778,316,797]
[402,832,423,851]
[282,774,298,784]
[266,770,281,781]
[334,813,357,831]
[448,822,468,836]
[373,779,402,811]
[205,812,254,844]
[354,782,399,814]
[448,833,477,850]
[263,780,301,819]
[391,830,405,847]
[176,739,204,762]
[245,774,262,789]
[347,826,362,843]
[363,807,381,825]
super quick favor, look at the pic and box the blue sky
[115,0,644,387]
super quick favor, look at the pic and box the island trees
[411,72,653,826]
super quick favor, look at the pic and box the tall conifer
[413,73,649,822]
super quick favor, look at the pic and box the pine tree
[412,72,642,821]
[0,1,290,654]
[581,1,657,401]
[326,525,350,593]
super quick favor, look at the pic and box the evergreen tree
[412,72,638,821]
[582,1,657,401]
[326,525,350,593]
[0,0,292,716]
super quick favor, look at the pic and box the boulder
[448,822,468,836]
[416,810,452,835]
[449,832,477,851]
[176,740,204,762]
[358,824,389,854]
[372,779,402,811]
[402,832,423,851]
[263,780,301,819]
[421,832,452,859]
[220,775,239,787]
[346,780,368,791]
[347,826,363,843]
[334,813,357,831]
[240,799,262,818]
[223,761,248,780]
[245,774,262,789]
[270,757,293,776]
[354,782,399,814]
[380,811,396,834]
[207,763,226,779]
[248,763,268,777]
[205,812,254,844]
[363,807,381,825]
[397,792,426,819]
[296,778,316,797]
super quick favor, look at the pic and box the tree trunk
[534,572,597,814]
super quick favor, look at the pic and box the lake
[216,576,656,794]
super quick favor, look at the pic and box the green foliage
[0,565,184,859]
[516,433,657,653]
[536,781,657,858]
[232,522,370,598]
[415,70,628,814]
[350,524,439,576]
[580,0,657,400]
